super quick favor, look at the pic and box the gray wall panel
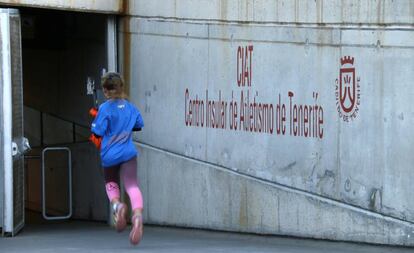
[121,1,414,245]
[137,143,414,246]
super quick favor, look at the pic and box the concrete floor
[1,221,413,253]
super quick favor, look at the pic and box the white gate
[0,8,28,236]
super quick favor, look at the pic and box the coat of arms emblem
[335,56,361,122]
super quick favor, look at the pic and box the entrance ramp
[137,143,414,246]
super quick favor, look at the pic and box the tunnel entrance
[21,8,110,225]
[0,7,117,235]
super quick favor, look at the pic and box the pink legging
[103,157,143,210]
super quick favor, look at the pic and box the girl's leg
[103,165,127,232]
[120,157,143,245]
[120,157,143,212]
[103,165,121,203]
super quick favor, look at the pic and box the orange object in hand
[89,134,102,149]
[89,107,98,118]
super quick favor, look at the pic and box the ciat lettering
[185,89,205,127]
[229,91,238,130]
[288,91,324,139]
[237,45,253,87]
[184,44,326,140]
[239,90,274,134]
[275,94,287,135]
[205,90,227,129]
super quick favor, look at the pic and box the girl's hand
[89,107,98,118]
[89,134,102,149]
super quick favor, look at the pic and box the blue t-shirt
[91,99,144,167]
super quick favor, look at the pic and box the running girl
[90,72,144,245]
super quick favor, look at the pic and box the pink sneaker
[112,202,127,232]
[129,214,143,245]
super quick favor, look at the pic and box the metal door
[0,8,27,236]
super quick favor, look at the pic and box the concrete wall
[0,0,122,14]
[136,143,414,246]
[122,0,414,246]
[127,0,414,25]
[70,143,108,221]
